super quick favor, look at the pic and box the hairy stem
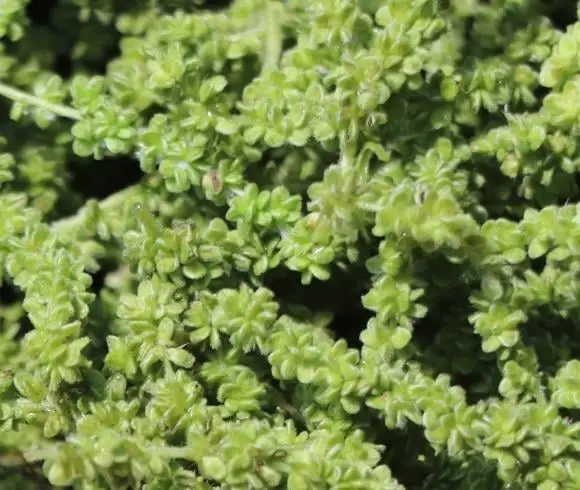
[262,1,283,73]
[0,82,81,120]
[52,183,142,237]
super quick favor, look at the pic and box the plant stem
[0,81,81,120]
[262,1,283,73]
[269,386,310,430]
[52,184,142,237]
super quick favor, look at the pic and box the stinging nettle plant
[1,0,580,488]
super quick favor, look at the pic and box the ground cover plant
[1,0,580,488]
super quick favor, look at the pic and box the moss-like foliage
[1,0,580,488]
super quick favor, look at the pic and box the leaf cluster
[1,0,580,489]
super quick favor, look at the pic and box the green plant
[1,0,580,488]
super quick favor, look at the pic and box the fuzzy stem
[52,184,142,236]
[0,81,81,120]
[262,1,283,73]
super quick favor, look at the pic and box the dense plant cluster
[1,0,580,488]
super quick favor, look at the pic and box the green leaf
[481,274,504,300]
[528,238,549,259]
[547,247,570,262]
[392,327,412,349]
[288,474,309,490]
[538,480,560,490]
[375,6,391,27]
[215,117,238,135]
[47,462,72,487]
[312,121,335,141]
[498,330,519,348]
[503,248,526,264]
[527,125,546,151]
[167,348,195,368]
[201,456,226,480]
[402,56,422,75]
[243,125,263,144]
[482,336,501,353]
[264,128,285,147]
[539,62,558,88]
[341,396,361,414]
[310,264,331,281]
[296,365,316,383]
[44,412,64,438]
[13,372,46,401]
[289,128,310,146]
[258,466,282,487]
[105,336,137,377]
[440,78,459,101]
[199,75,228,102]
